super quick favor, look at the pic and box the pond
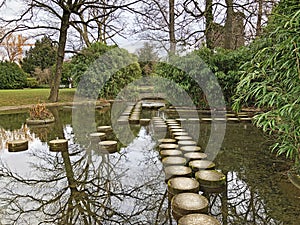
[0,106,299,225]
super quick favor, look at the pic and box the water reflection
[0,126,170,224]
[0,108,299,224]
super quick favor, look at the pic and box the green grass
[0,88,76,107]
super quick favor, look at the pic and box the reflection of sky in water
[0,109,299,224]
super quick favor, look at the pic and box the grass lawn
[0,88,76,107]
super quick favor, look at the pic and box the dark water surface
[0,107,299,225]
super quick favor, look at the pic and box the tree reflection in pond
[0,127,170,224]
[1,109,300,224]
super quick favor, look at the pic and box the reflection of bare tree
[0,128,170,224]
[206,170,285,224]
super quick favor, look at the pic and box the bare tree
[133,0,200,55]
[183,0,278,49]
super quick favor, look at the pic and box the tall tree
[136,42,159,76]
[134,0,198,55]
[205,0,214,49]
[21,36,57,74]
[224,0,234,49]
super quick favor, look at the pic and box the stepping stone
[178,140,197,147]
[195,170,226,192]
[184,152,207,162]
[49,139,67,152]
[170,128,186,133]
[189,160,216,172]
[160,149,183,158]
[98,140,118,154]
[201,118,212,122]
[171,193,209,221]
[180,145,201,153]
[7,139,28,152]
[89,132,106,142]
[172,132,189,137]
[178,214,221,225]
[240,117,252,122]
[97,126,113,133]
[227,117,240,122]
[175,136,193,142]
[140,118,151,126]
[158,138,177,144]
[164,165,192,181]
[168,177,199,200]
[168,125,182,130]
[162,156,187,166]
[159,143,178,150]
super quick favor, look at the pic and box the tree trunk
[224,0,233,49]
[256,0,263,36]
[169,0,176,55]
[48,10,71,102]
[205,0,214,49]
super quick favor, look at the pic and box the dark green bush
[65,42,142,99]
[0,61,27,89]
[26,77,39,88]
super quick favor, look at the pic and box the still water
[0,107,299,225]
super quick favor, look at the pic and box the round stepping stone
[195,170,226,192]
[201,118,212,122]
[89,132,106,141]
[158,138,177,144]
[226,113,236,117]
[172,132,189,137]
[165,119,177,123]
[175,136,193,142]
[168,177,199,200]
[159,143,178,150]
[140,118,151,126]
[178,140,197,147]
[97,126,113,133]
[180,145,201,153]
[7,139,28,152]
[164,165,192,181]
[166,122,179,126]
[49,139,68,152]
[129,117,140,124]
[99,140,118,154]
[168,125,182,130]
[187,118,200,122]
[189,160,216,171]
[227,117,239,122]
[171,193,209,221]
[213,118,226,123]
[160,149,182,158]
[162,156,187,166]
[240,117,252,122]
[170,128,186,133]
[178,214,221,225]
[184,152,207,162]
